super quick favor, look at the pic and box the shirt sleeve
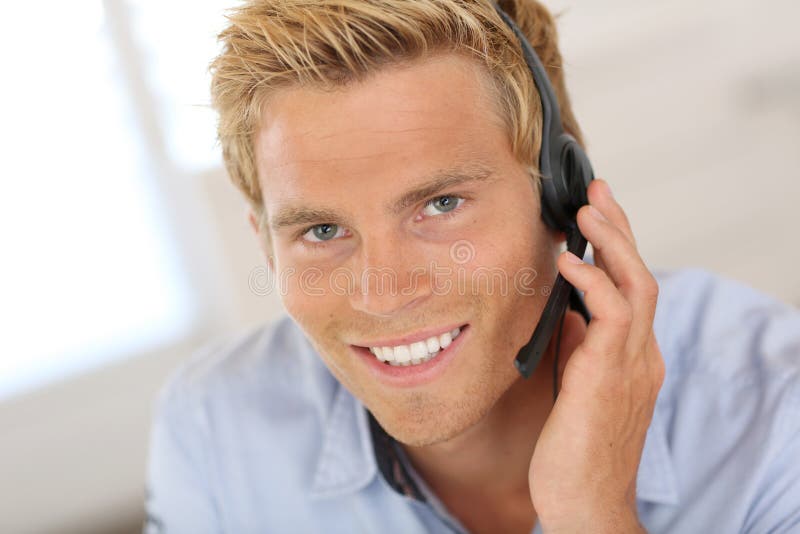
[144,373,222,534]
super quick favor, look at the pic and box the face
[253,53,559,447]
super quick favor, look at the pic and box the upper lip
[353,323,467,348]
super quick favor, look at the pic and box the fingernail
[564,251,584,264]
[589,205,607,222]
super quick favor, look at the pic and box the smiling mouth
[357,324,468,366]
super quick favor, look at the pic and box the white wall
[550,0,800,304]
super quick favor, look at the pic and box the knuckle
[641,276,660,302]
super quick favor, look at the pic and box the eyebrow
[268,163,497,232]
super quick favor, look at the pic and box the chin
[371,381,503,448]
[384,415,462,448]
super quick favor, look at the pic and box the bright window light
[127,0,235,173]
[0,2,196,400]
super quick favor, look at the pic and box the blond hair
[209,0,584,224]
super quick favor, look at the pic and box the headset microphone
[491,3,594,381]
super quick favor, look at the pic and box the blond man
[145,1,800,533]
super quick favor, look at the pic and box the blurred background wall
[0,0,797,532]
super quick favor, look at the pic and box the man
[144,1,800,532]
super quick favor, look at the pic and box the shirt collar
[308,381,680,507]
[308,382,376,500]
[308,380,427,501]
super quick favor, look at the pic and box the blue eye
[422,195,465,217]
[297,194,467,249]
[302,223,345,243]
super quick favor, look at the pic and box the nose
[348,231,432,318]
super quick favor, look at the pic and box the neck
[401,344,559,507]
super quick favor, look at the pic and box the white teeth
[369,326,464,366]
[426,337,440,354]
[410,341,428,361]
[393,345,411,364]
[439,332,452,349]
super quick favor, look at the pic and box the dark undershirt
[366,408,427,502]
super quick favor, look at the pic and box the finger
[592,244,608,276]
[542,308,587,366]
[582,185,611,274]
[552,310,588,392]
[575,203,658,345]
[540,309,587,394]
[557,252,632,361]
[587,179,636,247]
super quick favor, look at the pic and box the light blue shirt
[144,267,800,533]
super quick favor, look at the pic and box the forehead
[254,53,511,222]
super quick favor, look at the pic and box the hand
[529,179,664,533]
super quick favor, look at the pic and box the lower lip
[351,324,470,388]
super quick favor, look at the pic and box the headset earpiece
[558,134,593,211]
[542,133,594,232]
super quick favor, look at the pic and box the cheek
[460,212,556,346]
[465,214,545,276]
[276,261,358,349]
[277,265,335,333]
[472,186,543,260]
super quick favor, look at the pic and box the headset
[491,3,594,392]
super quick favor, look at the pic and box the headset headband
[491,3,563,182]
